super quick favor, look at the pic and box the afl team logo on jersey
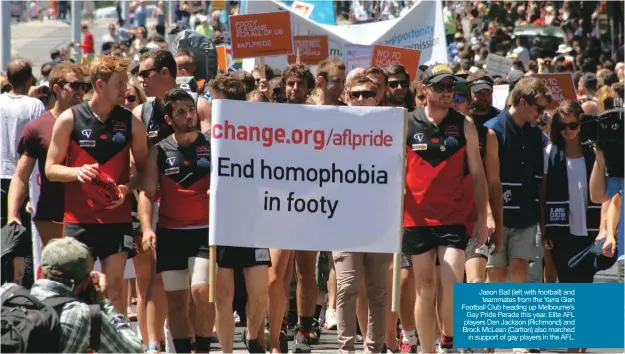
[112,132,126,144]
[166,157,176,166]
[79,129,96,147]
[414,133,424,142]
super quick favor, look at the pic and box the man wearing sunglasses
[386,64,414,111]
[404,64,489,352]
[7,63,86,257]
[484,77,552,286]
[467,72,500,126]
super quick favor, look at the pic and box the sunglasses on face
[428,82,455,93]
[388,80,409,89]
[453,93,466,104]
[349,90,377,99]
[416,94,426,101]
[558,122,579,130]
[61,81,91,92]
[138,67,162,79]
[125,95,137,103]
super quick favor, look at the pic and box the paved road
[10,18,115,78]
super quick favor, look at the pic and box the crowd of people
[1,1,624,354]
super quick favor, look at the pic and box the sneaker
[263,326,289,353]
[145,343,159,353]
[245,338,265,353]
[324,308,337,330]
[234,311,241,324]
[437,342,462,353]
[292,327,314,353]
[311,319,322,345]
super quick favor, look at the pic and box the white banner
[209,101,405,253]
[242,0,447,71]
[485,54,513,78]
[345,55,372,72]
[493,84,510,111]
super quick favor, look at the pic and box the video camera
[580,106,624,178]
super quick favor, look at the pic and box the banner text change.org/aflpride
[211,120,394,150]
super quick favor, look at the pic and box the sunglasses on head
[349,90,377,99]
[60,81,91,92]
[558,122,579,130]
[428,82,455,93]
[125,94,137,103]
[453,93,466,104]
[388,80,409,89]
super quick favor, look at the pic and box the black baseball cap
[421,64,456,85]
[468,77,494,92]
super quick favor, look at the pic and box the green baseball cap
[41,238,92,282]
[455,77,470,95]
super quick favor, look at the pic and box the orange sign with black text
[534,73,577,110]
[229,12,294,59]
[371,45,421,81]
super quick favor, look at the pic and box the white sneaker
[234,310,241,324]
[324,308,337,330]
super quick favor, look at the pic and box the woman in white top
[540,100,604,285]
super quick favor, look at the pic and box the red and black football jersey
[64,102,133,224]
[403,108,468,228]
[156,132,211,228]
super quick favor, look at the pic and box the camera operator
[30,238,143,352]
[589,108,624,282]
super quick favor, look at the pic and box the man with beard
[463,72,505,286]
[139,88,214,353]
[467,71,500,126]
[316,58,346,106]
[268,64,319,354]
[404,64,489,352]
[282,64,315,105]
[386,64,415,111]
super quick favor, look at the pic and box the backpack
[1,284,101,353]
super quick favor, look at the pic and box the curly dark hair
[281,64,315,92]
[209,73,247,101]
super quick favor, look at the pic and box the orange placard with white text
[216,45,227,73]
[229,12,294,59]
[534,73,577,109]
[371,45,420,81]
[288,36,329,65]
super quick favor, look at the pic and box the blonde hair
[89,55,129,85]
[128,78,147,105]
[595,86,618,112]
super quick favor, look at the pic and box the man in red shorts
[45,55,149,313]
[403,64,489,352]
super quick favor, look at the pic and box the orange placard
[216,45,227,73]
[534,73,577,109]
[371,45,421,81]
[287,35,329,65]
[229,12,293,59]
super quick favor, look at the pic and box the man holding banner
[403,64,489,352]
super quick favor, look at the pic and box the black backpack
[1,284,101,353]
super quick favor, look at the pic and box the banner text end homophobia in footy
[217,158,389,219]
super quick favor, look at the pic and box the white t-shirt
[0,94,46,179]
[544,144,588,236]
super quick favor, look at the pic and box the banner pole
[296,47,301,64]
[392,111,409,313]
[259,57,266,79]
[209,246,217,303]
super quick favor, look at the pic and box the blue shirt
[606,177,624,259]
